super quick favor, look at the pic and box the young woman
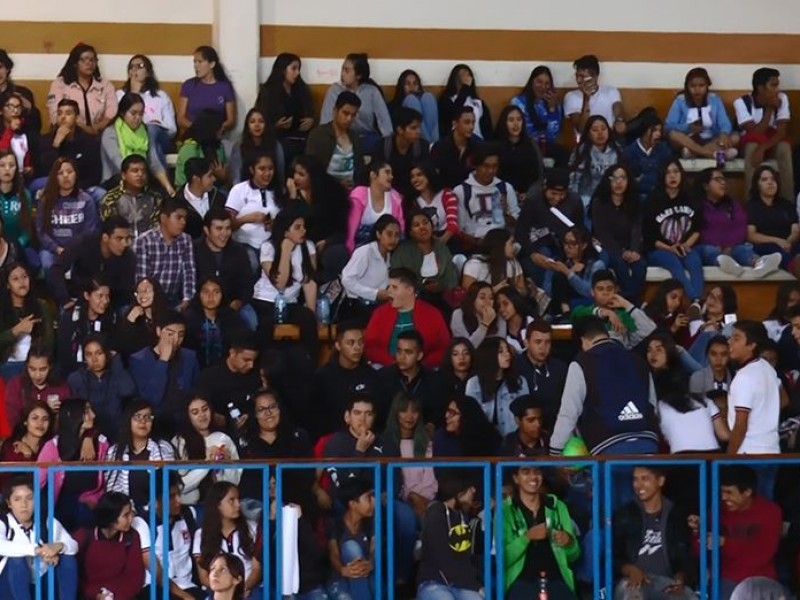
[465,337,530,437]
[461,228,526,296]
[208,552,247,600]
[0,50,40,133]
[665,67,739,159]
[496,286,536,354]
[450,282,506,349]
[114,276,170,361]
[100,92,173,194]
[67,335,136,442]
[0,91,39,182]
[643,159,704,306]
[687,284,739,365]
[35,157,99,271]
[621,112,673,202]
[409,160,459,245]
[37,398,109,529]
[346,160,405,254]
[4,343,67,431]
[645,332,695,402]
[388,69,439,143]
[440,338,475,398]
[550,226,606,314]
[184,275,246,369]
[118,54,177,166]
[764,281,800,341]
[510,65,568,165]
[46,43,117,135]
[178,46,236,134]
[0,403,52,479]
[569,115,622,219]
[0,149,35,261]
[432,395,501,458]
[254,52,314,164]
[175,109,228,187]
[228,107,284,185]
[0,264,55,380]
[194,482,262,599]
[494,105,544,200]
[589,163,646,301]
[320,53,392,149]
[105,400,175,513]
[172,395,241,506]
[340,214,400,322]
[252,210,318,359]
[645,278,693,349]
[438,64,492,140]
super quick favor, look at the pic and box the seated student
[438,64,492,141]
[622,111,673,202]
[496,286,536,354]
[306,90,364,190]
[689,334,732,398]
[571,270,657,350]
[364,267,450,369]
[503,465,580,600]
[569,116,622,220]
[658,380,729,455]
[46,43,117,136]
[408,160,459,245]
[370,106,430,202]
[666,67,739,160]
[734,67,794,198]
[764,280,800,343]
[75,492,145,600]
[100,153,164,240]
[500,394,550,456]
[184,275,246,369]
[100,93,173,195]
[0,50,41,134]
[550,226,606,316]
[193,482,262,600]
[0,150,35,259]
[4,345,66,431]
[440,338,475,400]
[207,552,247,600]
[0,404,53,487]
[495,105,544,203]
[228,107,285,186]
[645,332,697,401]
[346,159,405,254]
[689,465,782,600]
[48,216,135,313]
[450,282,507,349]
[175,109,229,188]
[430,106,482,189]
[114,276,170,362]
[178,46,236,134]
[433,395,501,458]
[461,227,527,298]
[417,470,483,600]
[134,197,197,310]
[613,466,694,600]
[563,54,625,138]
[387,69,439,143]
[36,157,99,272]
[510,65,568,166]
[377,329,444,430]
[0,92,40,183]
[453,143,520,247]
[326,477,376,600]
[0,475,78,600]
[180,157,226,240]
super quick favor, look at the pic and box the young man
[571,270,657,350]
[501,394,550,456]
[100,154,164,239]
[370,106,429,202]
[364,267,450,369]
[503,465,580,600]
[689,334,732,397]
[551,316,659,456]
[453,142,520,247]
[563,54,625,137]
[734,67,794,197]
[514,321,568,433]
[430,105,482,188]
[180,156,226,240]
[306,91,363,189]
[688,465,782,600]
[613,466,694,600]
[134,196,197,310]
[377,329,444,430]
[47,215,134,312]
[726,320,780,454]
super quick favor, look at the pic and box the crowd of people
[0,40,796,599]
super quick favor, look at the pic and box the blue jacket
[129,346,199,420]
[665,92,733,137]
[510,93,562,142]
[622,140,675,201]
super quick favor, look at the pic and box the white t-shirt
[417,192,448,234]
[154,509,196,590]
[132,515,153,585]
[452,95,486,138]
[734,92,791,130]
[463,256,522,284]
[116,89,177,137]
[563,85,622,129]
[225,181,281,250]
[727,358,781,454]
[193,521,259,583]
[659,399,720,453]
[253,240,316,303]
[184,187,209,220]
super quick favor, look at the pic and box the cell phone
[724,313,737,325]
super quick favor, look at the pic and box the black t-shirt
[635,511,671,577]
[197,363,261,418]
[746,198,798,240]
[515,496,562,584]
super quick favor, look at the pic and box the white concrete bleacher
[645,265,794,283]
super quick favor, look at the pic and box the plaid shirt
[134,227,196,302]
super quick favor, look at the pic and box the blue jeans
[146,123,172,170]
[647,248,704,300]
[402,92,439,143]
[0,555,78,600]
[39,249,57,273]
[393,499,417,582]
[696,243,756,267]
[417,581,484,600]
[521,246,556,297]
[605,251,647,301]
[239,303,258,331]
[294,587,331,600]
[328,540,373,600]
[753,242,800,269]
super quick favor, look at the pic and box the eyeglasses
[608,175,628,182]
[78,56,97,64]
[4,103,21,112]
[132,413,154,423]
[256,404,280,415]
[129,63,146,70]
[445,409,461,418]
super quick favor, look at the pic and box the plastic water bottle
[715,148,726,169]
[228,402,241,422]
[491,189,504,225]
[274,292,287,324]
[538,571,549,599]
[316,296,331,325]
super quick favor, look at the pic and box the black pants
[253,298,319,360]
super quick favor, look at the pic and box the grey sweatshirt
[320,82,393,137]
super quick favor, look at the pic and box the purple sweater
[36,190,100,253]
[699,197,748,248]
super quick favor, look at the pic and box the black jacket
[377,365,445,429]
[193,238,254,305]
[310,358,379,438]
[515,187,584,258]
[179,185,227,240]
[430,133,482,189]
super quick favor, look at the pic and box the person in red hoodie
[364,267,450,369]
[689,464,783,600]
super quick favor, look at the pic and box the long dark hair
[493,105,534,146]
[208,552,246,600]
[10,402,54,444]
[461,282,496,336]
[520,65,554,131]
[383,392,429,457]
[477,228,512,287]
[496,285,535,321]
[58,43,101,85]
[651,158,689,201]
[179,394,219,460]
[645,278,686,320]
[236,108,278,182]
[474,337,521,398]
[112,399,155,461]
[56,398,92,461]
[123,55,161,97]
[115,92,145,123]
[257,53,312,122]
[449,395,501,456]
[40,157,79,234]
[199,482,255,569]
[646,331,693,411]
[182,110,224,161]
[681,67,711,109]
[589,163,639,220]
[194,46,229,82]
[264,53,305,91]
[345,53,381,93]
[570,115,620,178]
[244,388,294,445]
[388,69,425,112]
[18,343,56,407]
[0,149,34,239]
[563,226,597,263]
[749,164,784,203]
[369,213,401,244]
[767,281,800,322]
[441,64,480,99]
[440,337,476,378]
[268,211,314,284]
[1,262,42,331]
[128,276,170,324]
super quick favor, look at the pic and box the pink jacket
[47,77,118,128]
[346,186,405,254]
[37,434,110,505]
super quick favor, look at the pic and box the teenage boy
[613,466,694,600]
[100,154,164,239]
[572,270,656,350]
[563,54,625,136]
[734,67,794,197]
[134,196,196,310]
[364,267,450,369]
[38,98,101,190]
[501,394,550,456]
[180,156,226,240]
[371,106,429,201]
[689,334,733,397]
[453,142,520,247]
[306,91,363,189]
[431,105,482,188]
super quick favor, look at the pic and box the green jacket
[174,140,227,187]
[390,239,458,291]
[502,495,580,592]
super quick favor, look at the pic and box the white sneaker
[717,255,744,277]
[680,147,693,159]
[753,253,782,278]
[725,147,739,160]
